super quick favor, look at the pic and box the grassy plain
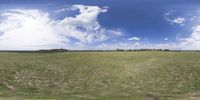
[0,51,200,100]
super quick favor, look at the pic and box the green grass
[0,51,200,100]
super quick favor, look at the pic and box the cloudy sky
[0,0,200,50]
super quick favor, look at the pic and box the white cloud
[128,37,140,41]
[0,5,123,50]
[164,38,168,41]
[173,17,185,25]
[97,42,141,50]
[97,23,200,50]
[0,9,64,50]
[1,6,200,50]
[165,17,186,26]
[54,6,78,13]
[97,42,179,50]
[178,25,200,50]
[164,12,186,26]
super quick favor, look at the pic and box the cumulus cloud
[1,5,199,50]
[0,9,63,50]
[179,25,200,50]
[128,37,140,41]
[0,5,123,50]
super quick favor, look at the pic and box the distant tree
[128,49,132,51]
[116,48,125,51]
[38,48,68,53]
[163,49,170,51]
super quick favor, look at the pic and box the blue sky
[0,0,200,50]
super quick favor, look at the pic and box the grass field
[0,51,200,100]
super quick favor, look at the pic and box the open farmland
[0,51,200,100]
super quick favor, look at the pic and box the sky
[0,0,200,50]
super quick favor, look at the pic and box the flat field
[0,51,200,100]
